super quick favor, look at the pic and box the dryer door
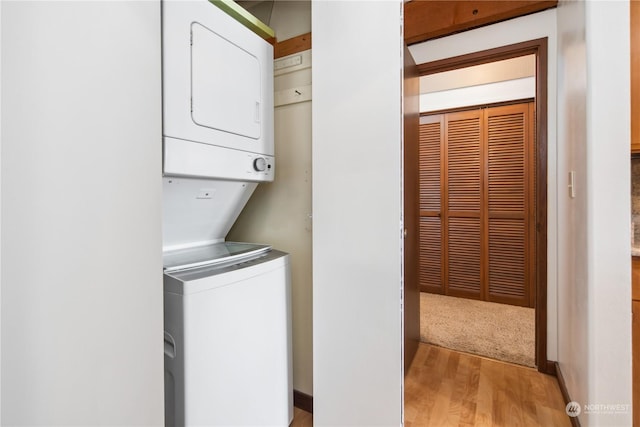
[191,22,261,140]
[162,0,274,162]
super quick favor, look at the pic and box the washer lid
[163,241,271,273]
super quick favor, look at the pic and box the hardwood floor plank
[405,343,571,427]
[535,403,557,427]
[458,399,478,427]
[429,381,455,426]
[445,350,461,380]
[474,358,494,426]
[455,354,480,426]
[521,371,544,425]
[504,362,527,426]
[290,407,312,427]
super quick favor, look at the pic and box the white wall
[312,1,403,425]
[0,0,3,420]
[584,1,631,423]
[557,1,632,425]
[410,8,559,361]
[420,77,535,113]
[241,0,311,41]
[420,54,535,93]
[1,1,164,424]
[270,1,311,41]
[556,0,589,420]
[558,2,589,423]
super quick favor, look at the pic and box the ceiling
[405,0,558,45]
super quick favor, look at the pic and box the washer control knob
[253,157,267,172]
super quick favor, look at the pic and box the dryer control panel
[164,137,275,182]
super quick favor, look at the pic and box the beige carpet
[420,292,535,367]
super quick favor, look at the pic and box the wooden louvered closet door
[485,104,535,307]
[418,115,444,294]
[418,102,534,308]
[445,110,483,300]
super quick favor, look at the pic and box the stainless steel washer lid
[163,241,271,273]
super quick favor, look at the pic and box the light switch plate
[568,171,576,198]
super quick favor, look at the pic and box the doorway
[416,39,549,373]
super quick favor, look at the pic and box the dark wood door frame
[404,44,421,375]
[416,38,552,374]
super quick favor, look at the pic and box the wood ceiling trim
[274,32,312,59]
[417,38,544,76]
[404,0,558,46]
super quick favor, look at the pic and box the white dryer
[162,0,274,181]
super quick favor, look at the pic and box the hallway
[404,343,571,426]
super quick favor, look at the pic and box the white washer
[163,243,293,426]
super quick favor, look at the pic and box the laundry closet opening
[415,39,549,371]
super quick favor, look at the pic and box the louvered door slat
[488,112,525,214]
[447,114,481,212]
[419,217,442,293]
[420,121,441,212]
[489,218,526,298]
[486,104,531,307]
[448,217,481,296]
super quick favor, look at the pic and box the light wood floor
[291,407,313,427]
[290,342,571,427]
[405,343,571,427]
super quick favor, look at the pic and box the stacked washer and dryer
[161,1,293,426]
